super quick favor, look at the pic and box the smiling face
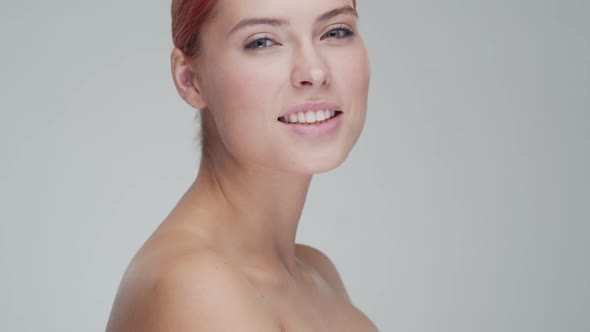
[175,0,370,174]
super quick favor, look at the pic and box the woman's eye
[244,37,276,50]
[322,27,354,40]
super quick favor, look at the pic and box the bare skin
[106,161,378,332]
[107,0,373,330]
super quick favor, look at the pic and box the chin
[289,145,355,175]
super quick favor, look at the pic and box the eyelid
[324,23,353,33]
[320,24,355,39]
[243,33,278,50]
[245,32,273,42]
[326,22,352,30]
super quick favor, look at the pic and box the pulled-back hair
[171,0,218,58]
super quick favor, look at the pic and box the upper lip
[279,101,342,119]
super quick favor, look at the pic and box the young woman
[106,0,375,330]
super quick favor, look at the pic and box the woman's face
[192,0,370,174]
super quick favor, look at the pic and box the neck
[182,152,313,278]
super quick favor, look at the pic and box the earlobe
[171,48,207,109]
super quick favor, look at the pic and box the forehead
[216,0,355,25]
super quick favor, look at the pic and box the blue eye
[322,27,354,40]
[244,37,276,50]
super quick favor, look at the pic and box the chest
[257,286,378,332]
[241,259,378,332]
[278,301,379,332]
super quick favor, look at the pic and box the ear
[171,48,207,109]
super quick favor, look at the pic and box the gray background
[1,1,589,331]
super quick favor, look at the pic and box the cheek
[337,47,370,95]
[212,59,283,116]
[332,45,370,140]
[204,58,285,153]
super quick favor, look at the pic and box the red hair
[172,0,357,58]
[171,0,218,58]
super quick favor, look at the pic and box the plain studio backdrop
[1,1,589,331]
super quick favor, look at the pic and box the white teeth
[305,110,316,123]
[316,110,326,122]
[282,110,338,124]
[297,112,306,123]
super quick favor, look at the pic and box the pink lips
[279,101,343,138]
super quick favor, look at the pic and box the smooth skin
[106,0,375,330]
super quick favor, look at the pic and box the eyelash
[243,26,355,50]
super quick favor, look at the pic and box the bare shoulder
[295,243,351,302]
[107,249,280,332]
[295,244,381,331]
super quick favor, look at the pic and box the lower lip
[280,113,343,138]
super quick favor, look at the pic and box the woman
[106,0,375,330]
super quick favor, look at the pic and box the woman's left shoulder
[295,243,350,302]
[296,244,380,331]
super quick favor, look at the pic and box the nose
[291,46,331,88]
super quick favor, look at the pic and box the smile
[278,110,342,125]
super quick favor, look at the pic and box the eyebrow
[228,5,358,36]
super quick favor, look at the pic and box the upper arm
[296,244,351,302]
[132,251,280,332]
